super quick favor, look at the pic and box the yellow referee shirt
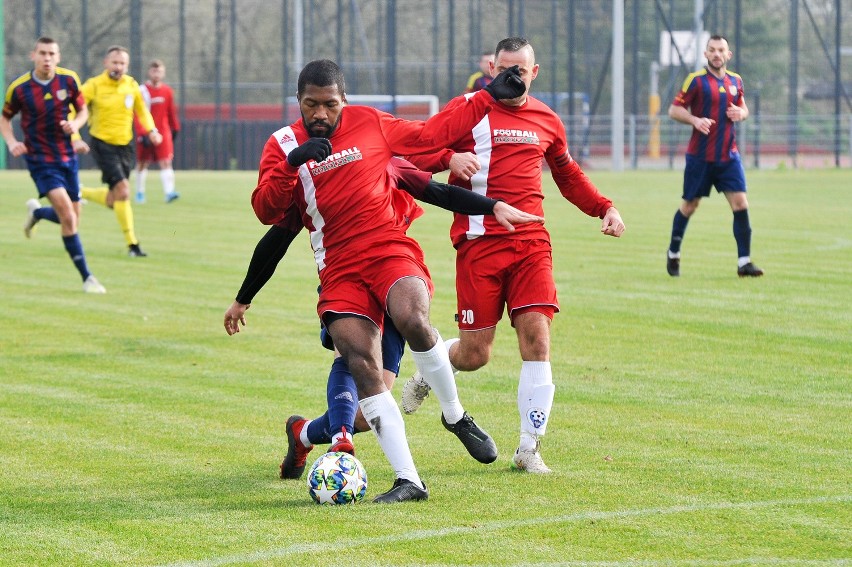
[81,70,155,146]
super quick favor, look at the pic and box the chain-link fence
[3,0,851,170]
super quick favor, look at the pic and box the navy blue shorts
[320,316,406,375]
[28,159,81,201]
[682,153,747,200]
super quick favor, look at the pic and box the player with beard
[251,58,526,502]
[80,45,162,257]
[401,37,625,474]
[225,157,542,478]
[666,34,762,278]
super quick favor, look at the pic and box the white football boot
[400,371,431,414]
[511,440,552,474]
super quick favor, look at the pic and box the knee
[680,201,699,216]
[394,316,435,352]
[454,343,491,371]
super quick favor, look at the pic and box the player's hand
[224,301,250,335]
[72,139,90,155]
[448,152,481,181]
[725,105,745,122]
[287,137,332,167]
[492,201,544,232]
[691,116,715,135]
[8,140,27,157]
[484,65,525,100]
[149,130,163,146]
[59,119,78,135]
[172,130,179,141]
[600,206,625,237]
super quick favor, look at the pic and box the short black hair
[708,34,729,46]
[297,59,345,97]
[36,36,58,46]
[495,37,533,59]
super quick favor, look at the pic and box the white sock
[668,249,680,259]
[331,430,352,445]
[135,169,147,195]
[359,391,421,486]
[299,419,314,448]
[160,168,176,195]
[738,256,751,268]
[518,361,553,451]
[410,330,465,423]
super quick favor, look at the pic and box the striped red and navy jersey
[2,67,85,164]
[673,68,745,162]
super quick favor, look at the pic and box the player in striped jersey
[0,37,105,293]
[666,34,763,278]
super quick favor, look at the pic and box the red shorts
[136,133,174,163]
[455,237,559,331]
[318,240,433,331]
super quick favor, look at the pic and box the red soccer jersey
[672,68,744,162]
[251,90,495,273]
[134,82,179,157]
[3,67,85,164]
[407,94,612,248]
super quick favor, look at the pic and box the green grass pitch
[1,166,849,565]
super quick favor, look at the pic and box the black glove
[137,134,152,147]
[484,65,525,100]
[286,137,332,167]
[172,130,179,141]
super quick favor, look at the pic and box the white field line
[158,495,851,567]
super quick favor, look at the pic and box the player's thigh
[505,240,559,323]
[455,239,510,331]
[682,155,714,200]
[715,156,748,207]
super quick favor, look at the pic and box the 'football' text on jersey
[307,147,363,175]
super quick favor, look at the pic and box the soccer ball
[306,451,367,505]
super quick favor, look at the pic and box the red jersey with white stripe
[134,82,179,159]
[672,68,744,162]
[407,94,612,248]
[251,90,495,274]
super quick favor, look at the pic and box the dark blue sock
[62,234,91,281]
[35,207,60,224]
[326,356,358,437]
[306,412,332,446]
[669,210,689,254]
[732,209,752,258]
[304,357,359,446]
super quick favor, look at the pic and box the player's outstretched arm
[225,225,299,335]
[492,201,545,232]
[600,206,625,237]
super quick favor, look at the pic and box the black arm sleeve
[235,225,299,305]
[419,180,500,215]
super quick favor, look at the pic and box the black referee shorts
[90,137,135,189]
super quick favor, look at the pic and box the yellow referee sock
[112,199,139,246]
[81,186,109,206]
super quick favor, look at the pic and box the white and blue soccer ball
[307,451,368,505]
